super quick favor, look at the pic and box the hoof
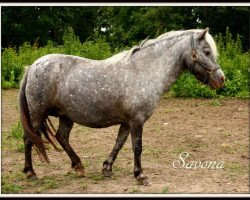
[102,168,113,177]
[136,175,150,186]
[26,171,38,180]
[75,167,85,177]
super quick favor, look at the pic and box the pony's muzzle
[220,76,225,84]
[209,68,225,90]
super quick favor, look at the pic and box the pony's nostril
[221,76,225,83]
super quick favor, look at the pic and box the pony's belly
[71,115,124,128]
[76,120,122,128]
[61,106,126,128]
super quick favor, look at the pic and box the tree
[96,7,197,50]
[2,6,249,52]
[193,6,249,51]
[1,6,99,48]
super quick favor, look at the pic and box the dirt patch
[1,89,249,194]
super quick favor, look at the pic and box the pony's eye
[204,50,210,56]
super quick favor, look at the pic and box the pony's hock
[19,28,225,185]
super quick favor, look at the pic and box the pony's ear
[198,27,209,40]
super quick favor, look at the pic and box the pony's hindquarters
[19,68,49,161]
[19,64,59,178]
[18,68,48,178]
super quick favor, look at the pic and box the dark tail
[19,69,60,163]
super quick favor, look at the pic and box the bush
[62,27,83,56]
[214,28,249,98]
[1,27,249,98]
[81,33,112,60]
[2,47,22,89]
[170,72,217,98]
[1,27,112,89]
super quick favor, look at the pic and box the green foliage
[2,7,99,48]
[2,27,249,99]
[2,27,112,89]
[17,143,25,153]
[193,7,249,52]
[10,121,24,140]
[2,180,22,194]
[62,27,83,56]
[171,72,217,98]
[99,7,197,50]
[206,100,222,106]
[2,7,249,51]
[161,186,169,194]
[81,34,112,60]
[215,27,249,98]
[39,176,59,190]
[2,47,23,89]
[1,39,63,89]
[170,28,249,98]
[61,27,112,59]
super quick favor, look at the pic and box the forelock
[205,33,218,60]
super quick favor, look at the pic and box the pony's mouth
[209,79,224,90]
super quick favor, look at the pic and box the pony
[19,28,225,185]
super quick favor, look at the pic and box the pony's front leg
[130,120,149,186]
[102,123,130,177]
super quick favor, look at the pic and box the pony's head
[186,28,225,89]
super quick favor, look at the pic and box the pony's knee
[129,114,145,131]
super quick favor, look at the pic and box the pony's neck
[131,35,190,95]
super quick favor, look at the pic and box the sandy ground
[1,89,249,195]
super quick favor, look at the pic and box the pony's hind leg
[23,134,38,179]
[55,116,84,177]
[102,123,130,177]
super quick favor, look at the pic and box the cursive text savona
[172,152,225,169]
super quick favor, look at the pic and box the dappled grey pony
[19,28,225,185]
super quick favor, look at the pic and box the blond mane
[105,29,218,66]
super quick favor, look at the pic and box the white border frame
[1,2,249,198]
